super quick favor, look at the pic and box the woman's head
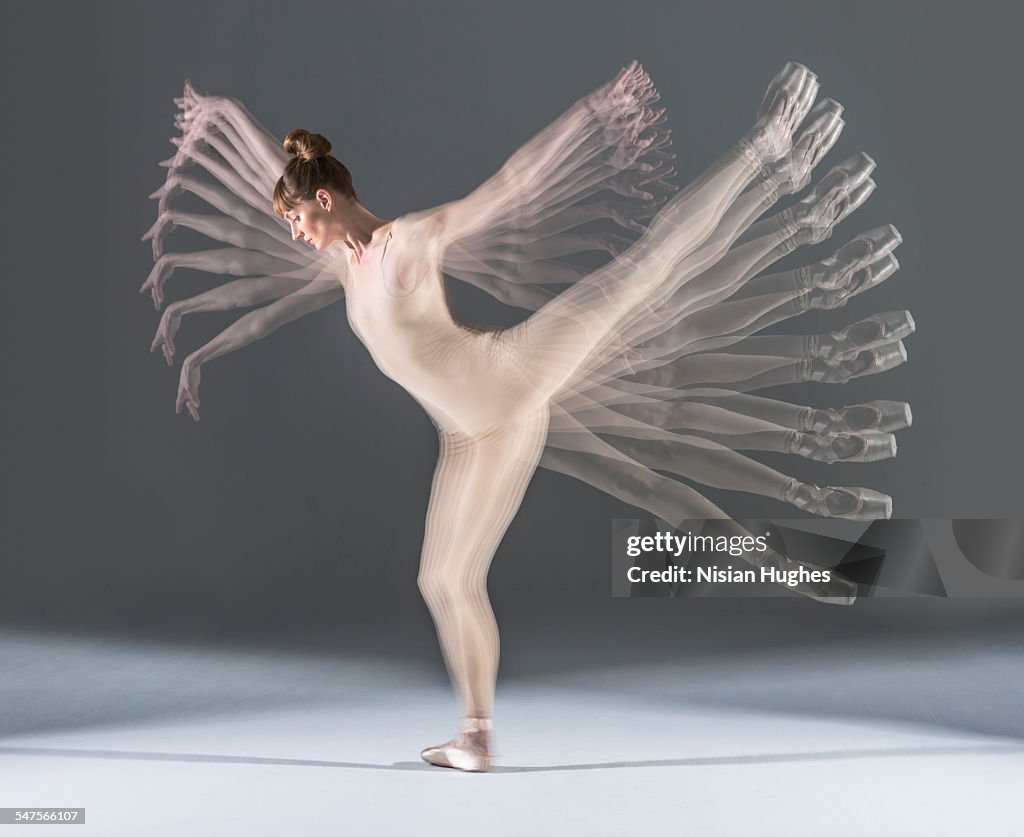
[273,129,358,250]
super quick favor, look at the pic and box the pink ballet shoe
[789,430,897,463]
[790,153,877,246]
[805,340,907,383]
[785,480,893,520]
[811,310,916,359]
[847,223,903,260]
[801,400,913,434]
[750,547,859,605]
[420,717,495,773]
[763,98,844,196]
[806,254,901,309]
[747,62,820,164]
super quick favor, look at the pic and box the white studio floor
[1,619,1023,836]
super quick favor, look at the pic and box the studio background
[2,0,1021,643]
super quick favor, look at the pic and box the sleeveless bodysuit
[340,218,548,437]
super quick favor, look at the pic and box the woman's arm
[175,82,288,180]
[150,274,317,365]
[175,278,344,420]
[423,62,670,249]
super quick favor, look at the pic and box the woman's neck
[338,201,390,262]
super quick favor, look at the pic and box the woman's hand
[176,354,202,421]
[151,304,182,366]
[173,80,232,128]
[139,255,173,309]
[140,210,177,261]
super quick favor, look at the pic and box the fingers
[175,383,199,419]
[152,329,174,365]
[138,279,162,309]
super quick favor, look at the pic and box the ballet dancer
[142,62,913,771]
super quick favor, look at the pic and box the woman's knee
[417,565,486,605]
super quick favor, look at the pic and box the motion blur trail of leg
[417,408,549,772]
[541,409,860,605]
[518,64,906,562]
[512,62,822,403]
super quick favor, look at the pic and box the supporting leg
[417,408,550,770]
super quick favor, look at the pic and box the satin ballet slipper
[788,152,877,246]
[806,340,907,383]
[810,310,916,359]
[788,430,897,463]
[420,716,495,773]
[745,62,819,165]
[805,253,901,309]
[801,400,913,434]
[761,98,844,198]
[846,223,903,261]
[747,546,858,605]
[784,480,894,520]
[800,224,902,294]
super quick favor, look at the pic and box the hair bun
[283,129,332,163]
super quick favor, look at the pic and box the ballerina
[142,62,913,772]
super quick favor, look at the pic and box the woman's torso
[340,216,543,435]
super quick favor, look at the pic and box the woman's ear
[316,188,333,212]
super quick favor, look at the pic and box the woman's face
[285,193,336,251]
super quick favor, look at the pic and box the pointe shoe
[420,716,495,773]
[751,546,858,605]
[764,98,844,197]
[802,225,903,293]
[848,223,903,261]
[748,62,819,164]
[785,480,893,520]
[806,253,901,309]
[802,400,913,434]
[806,340,907,383]
[789,430,897,463]
[811,310,916,359]
[790,154,877,246]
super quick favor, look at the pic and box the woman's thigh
[421,407,550,580]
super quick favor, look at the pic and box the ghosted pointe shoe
[806,340,908,383]
[790,153,877,246]
[754,547,858,605]
[798,572,859,605]
[806,253,901,310]
[828,224,904,274]
[803,400,914,435]
[785,481,894,520]
[789,431,897,463]
[746,62,819,165]
[802,225,903,294]
[420,717,495,773]
[763,98,844,197]
[812,310,916,359]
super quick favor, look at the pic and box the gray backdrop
[2,1,1021,636]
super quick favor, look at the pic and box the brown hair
[272,129,358,218]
